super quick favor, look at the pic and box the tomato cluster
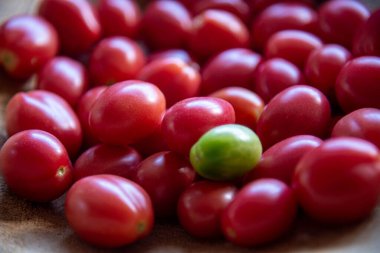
[1,0,380,249]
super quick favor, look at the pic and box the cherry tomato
[89,36,145,86]
[0,129,72,202]
[38,0,101,55]
[293,137,380,224]
[131,127,169,158]
[221,178,297,246]
[200,48,261,95]
[335,56,380,112]
[89,80,166,147]
[248,0,316,19]
[36,56,88,107]
[161,97,235,156]
[5,90,82,157]
[65,175,153,248]
[256,85,331,149]
[0,15,58,79]
[147,49,194,65]
[177,181,238,238]
[353,8,380,56]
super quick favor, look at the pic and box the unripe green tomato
[190,124,262,181]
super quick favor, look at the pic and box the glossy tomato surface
[353,8,380,56]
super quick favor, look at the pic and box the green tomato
[190,124,262,181]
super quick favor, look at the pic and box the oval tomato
[353,8,380,56]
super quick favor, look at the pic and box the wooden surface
[1,1,380,252]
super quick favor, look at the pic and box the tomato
[88,36,145,86]
[140,0,192,50]
[221,178,297,246]
[318,0,369,49]
[65,175,153,248]
[89,80,166,147]
[73,144,142,182]
[161,96,235,156]
[335,56,380,112]
[147,49,194,65]
[209,87,264,131]
[138,58,201,107]
[131,127,169,158]
[5,90,82,157]
[97,0,141,38]
[190,124,262,181]
[265,29,323,69]
[189,10,249,61]
[254,57,304,103]
[177,181,238,238]
[248,0,316,19]
[293,137,380,224]
[200,48,261,95]
[244,135,322,185]
[0,15,58,79]
[353,8,380,56]
[256,85,331,149]
[36,56,88,107]
[133,151,196,218]
[0,129,72,202]
[38,0,101,55]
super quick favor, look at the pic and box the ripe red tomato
[65,175,154,248]
[89,36,145,86]
[221,178,297,246]
[147,49,194,65]
[293,137,380,224]
[161,97,235,156]
[0,129,72,202]
[248,0,315,19]
[353,8,380,56]
[38,0,101,55]
[5,90,82,157]
[89,80,166,146]
[0,15,58,79]
[36,56,88,107]
[131,127,169,158]
[177,181,238,238]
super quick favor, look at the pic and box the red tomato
[131,127,169,158]
[353,8,380,56]
[36,56,88,107]
[318,0,369,49]
[256,85,331,149]
[209,87,264,131]
[248,0,315,19]
[138,58,201,107]
[221,178,297,246]
[244,135,322,185]
[38,0,101,55]
[177,181,238,238]
[0,130,72,202]
[89,36,145,86]
[335,56,380,112]
[65,175,153,248]
[97,0,141,38]
[133,151,196,218]
[254,57,304,103]
[73,144,142,182]
[147,49,195,65]
[89,80,166,146]
[5,90,82,157]
[189,10,249,61]
[293,137,380,224]
[200,48,262,95]
[140,0,192,50]
[265,29,323,69]
[161,97,235,156]
[0,15,58,79]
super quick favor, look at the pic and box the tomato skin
[244,135,322,185]
[256,85,331,150]
[0,130,72,202]
[89,80,166,147]
[36,56,88,107]
[248,0,316,19]
[65,175,154,248]
[89,36,145,86]
[335,56,380,113]
[38,0,101,55]
[177,181,238,238]
[221,178,297,247]
[147,49,194,65]
[353,9,380,56]
[161,97,235,156]
[293,137,380,224]
[5,90,82,157]
[0,15,58,79]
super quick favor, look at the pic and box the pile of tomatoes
[1,0,380,249]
